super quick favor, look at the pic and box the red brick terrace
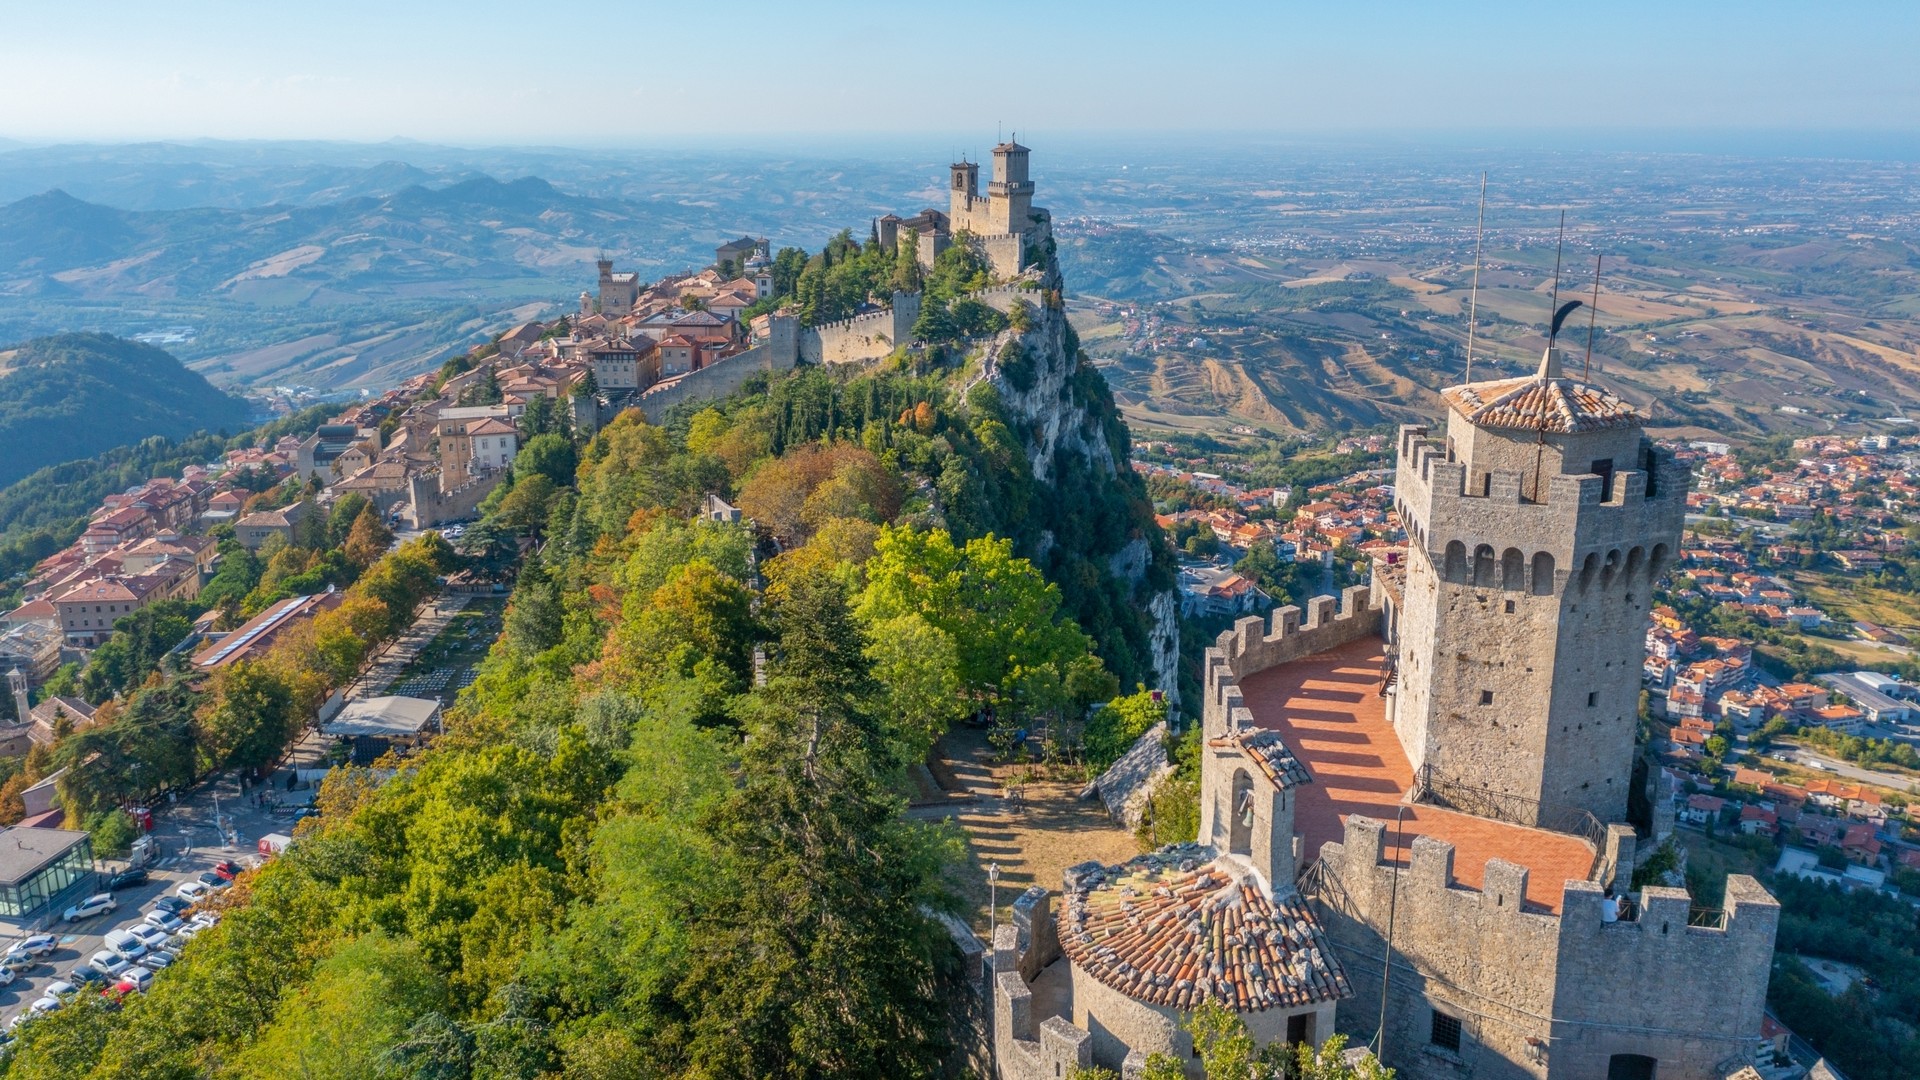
[1240,636,1595,914]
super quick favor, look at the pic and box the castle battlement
[1395,424,1688,579]
[1312,815,1778,1080]
[1204,585,1378,739]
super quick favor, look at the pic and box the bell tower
[1389,346,1686,823]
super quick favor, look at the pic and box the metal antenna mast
[1584,253,1603,381]
[1548,209,1567,338]
[1464,173,1486,383]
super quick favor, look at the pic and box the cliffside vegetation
[0,333,252,488]
[0,256,1180,1073]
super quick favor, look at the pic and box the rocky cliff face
[971,269,1181,700]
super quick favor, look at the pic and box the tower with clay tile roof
[1388,346,1688,823]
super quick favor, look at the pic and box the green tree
[675,566,965,1077]
[233,932,451,1079]
[1085,684,1169,771]
[516,432,578,488]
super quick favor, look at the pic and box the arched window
[1444,541,1467,582]
[1648,543,1669,581]
[1579,552,1599,593]
[1601,548,1622,589]
[1229,769,1254,856]
[1472,545,1497,587]
[1530,551,1556,595]
[1625,546,1645,581]
[1501,548,1524,591]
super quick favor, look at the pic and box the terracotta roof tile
[1441,351,1638,434]
[1208,729,1312,790]
[1059,845,1350,1014]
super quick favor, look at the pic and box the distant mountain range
[0,333,252,488]
[0,177,651,303]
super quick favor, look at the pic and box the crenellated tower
[1388,347,1686,823]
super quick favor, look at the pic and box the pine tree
[676,568,964,1077]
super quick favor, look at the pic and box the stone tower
[949,158,980,212]
[1388,347,1686,823]
[986,139,1034,235]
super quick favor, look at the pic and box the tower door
[1606,1053,1657,1080]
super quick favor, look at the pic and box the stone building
[874,139,1053,278]
[1219,350,1770,1080]
[596,258,640,317]
[992,654,1354,1077]
[1022,345,1779,1080]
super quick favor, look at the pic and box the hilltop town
[0,141,1905,1080]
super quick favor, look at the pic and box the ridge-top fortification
[994,343,1779,1080]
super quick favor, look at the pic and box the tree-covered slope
[0,332,252,487]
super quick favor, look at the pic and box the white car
[141,952,173,971]
[175,881,210,901]
[114,967,154,993]
[0,967,14,986]
[127,924,169,950]
[88,950,130,977]
[27,996,59,1015]
[6,935,56,960]
[63,893,116,922]
[144,910,185,934]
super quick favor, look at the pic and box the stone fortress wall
[800,290,922,365]
[1314,815,1778,1080]
[1391,423,1691,823]
[407,469,503,529]
[630,315,800,422]
[1197,577,1780,1080]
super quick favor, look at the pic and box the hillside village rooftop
[1239,635,1597,913]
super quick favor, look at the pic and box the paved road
[1768,745,1920,793]
[1684,513,1792,538]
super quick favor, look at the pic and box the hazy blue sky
[4,1,1916,146]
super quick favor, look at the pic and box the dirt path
[929,728,1141,936]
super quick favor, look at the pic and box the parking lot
[0,765,288,1027]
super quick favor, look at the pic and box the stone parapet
[1204,585,1379,740]
[1309,815,1779,1080]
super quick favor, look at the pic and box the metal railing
[1411,766,1609,878]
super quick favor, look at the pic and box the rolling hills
[0,333,252,487]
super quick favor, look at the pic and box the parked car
[104,868,148,891]
[103,929,149,962]
[0,957,42,978]
[211,859,243,878]
[144,910,185,934]
[88,951,130,977]
[63,893,117,922]
[66,968,107,992]
[6,934,57,960]
[44,979,76,998]
[27,996,59,1015]
[127,924,169,950]
[141,951,173,971]
[114,967,154,994]
[175,881,209,901]
[153,895,191,916]
[0,966,15,986]
[197,872,231,889]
